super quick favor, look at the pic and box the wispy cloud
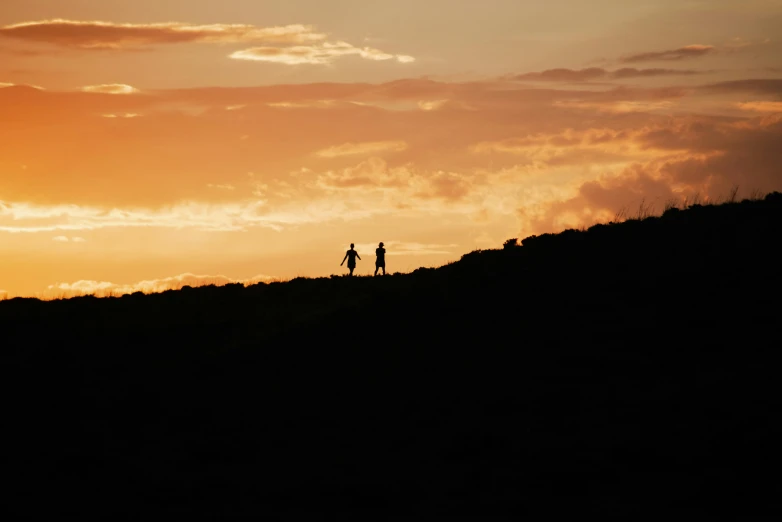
[315,157,412,188]
[0,19,415,69]
[316,141,408,158]
[418,100,449,111]
[609,68,703,79]
[267,100,338,109]
[553,100,676,113]
[701,79,782,95]
[469,127,683,167]
[736,101,782,112]
[311,157,474,203]
[0,200,285,233]
[620,44,716,63]
[723,37,772,53]
[0,81,44,90]
[514,67,703,82]
[351,241,458,256]
[101,113,140,118]
[230,41,415,65]
[52,236,86,242]
[0,19,325,50]
[2,192,458,233]
[82,83,138,94]
[43,272,276,299]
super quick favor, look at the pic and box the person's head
[350,243,354,249]
[379,242,384,247]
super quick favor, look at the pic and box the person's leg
[349,266,354,276]
[374,266,378,276]
[382,265,386,275]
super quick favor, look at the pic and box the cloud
[0,44,55,57]
[736,101,782,112]
[620,44,716,63]
[414,171,473,202]
[351,241,458,256]
[43,272,277,298]
[0,82,44,90]
[0,19,325,50]
[0,76,676,121]
[230,41,415,65]
[513,67,703,83]
[82,83,138,94]
[470,127,681,166]
[610,68,703,79]
[514,114,782,236]
[0,82,46,91]
[312,157,475,204]
[701,79,782,95]
[723,37,772,53]
[553,100,676,113]
[0,200,290,233]
[516,169,681,234]
[0,77,709,227]
[6,66,782,298]
[316,141,408,158]
[514,67,607,82]
[650,115,782,191]
[102,113,140,118]
[267,100,338,109]
[311,156,475,204]
[52,236,86,242]
[3,76,781,246]
[3,183,476,232]
[418,100,449,111]
[316,157,412,188]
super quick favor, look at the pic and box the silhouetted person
[341,243,361,276]
[375,242,386,276]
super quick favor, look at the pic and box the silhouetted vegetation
[3,193,782,519]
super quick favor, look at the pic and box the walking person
[341,243,361,276]
[374,242,386,276]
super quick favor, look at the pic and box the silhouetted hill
[3,193,782,519]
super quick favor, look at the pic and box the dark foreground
[3,195,782,519]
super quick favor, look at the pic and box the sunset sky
[2,0,782,297]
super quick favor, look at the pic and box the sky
[1,0,782,298]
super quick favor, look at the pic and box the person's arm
[341,252,347,266]
[357,253,361,260]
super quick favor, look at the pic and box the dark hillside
[3,193,782,519]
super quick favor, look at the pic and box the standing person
[374,242,386,276]
[341,243,361,276]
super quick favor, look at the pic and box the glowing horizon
[1,0,782,297]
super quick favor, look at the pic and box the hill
[3,193,782,519]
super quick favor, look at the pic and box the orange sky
[2,0,782,298]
